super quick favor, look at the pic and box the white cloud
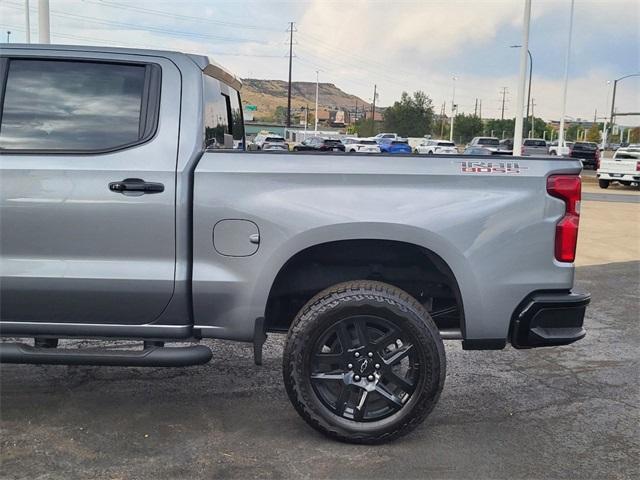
[0,0,637,124]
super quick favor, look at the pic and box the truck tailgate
[599,159,637,174]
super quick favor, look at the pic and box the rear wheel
[283,280,446,444]
[599,179,610,189]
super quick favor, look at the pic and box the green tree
[273,105,287,124]
[586,123,601,142]
[353,118,383,137]
[383,91,434,137]
[566,123,580,141]
[452,114,483,144]
[484,118,515,139]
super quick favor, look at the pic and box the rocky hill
[241,79,370,122]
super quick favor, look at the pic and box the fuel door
[213,219,260,257]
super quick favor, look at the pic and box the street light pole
[558,0,575,150]
[512,0,531,156]
[510,45,533,139]
[38,0,50,43]
[449,75,457,143]
[25,0,31,43]
[601,80,611,149]
[314,70,319,132]
[608,73,640,140]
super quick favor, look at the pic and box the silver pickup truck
[0,45,590,444]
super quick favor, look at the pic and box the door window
[0,59,158,151]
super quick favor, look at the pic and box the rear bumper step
[510,291,590,349]
[0,343,212,367]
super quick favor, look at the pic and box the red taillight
[521,145,525,155]
[547,175,581,263]
[636,161,640,172]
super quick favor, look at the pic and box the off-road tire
[598,179,610,189]
[283,280,446,444]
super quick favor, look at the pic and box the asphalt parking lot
[1,187,638,480]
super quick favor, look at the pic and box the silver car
[522,138,550,156]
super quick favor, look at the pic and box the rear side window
[203,74,244,150]
[0,59,158,152]
[478,138,499,145]
[524,139,546,147]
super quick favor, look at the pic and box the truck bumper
[510,292,590,349]
[597,172,640,183]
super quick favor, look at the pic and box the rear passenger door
[0,51,180,326]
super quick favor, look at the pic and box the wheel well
[265,239,464,334]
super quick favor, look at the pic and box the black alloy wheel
[283,280,446,444]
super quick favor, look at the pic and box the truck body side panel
[192,153,582,341]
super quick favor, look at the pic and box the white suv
[416,139,457,155]
[342,138,381,153]
[253,134,288,151]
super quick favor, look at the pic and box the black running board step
[0,343,212,367]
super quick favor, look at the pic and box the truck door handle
[109,178,164,195]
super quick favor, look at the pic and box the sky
[1,0,639,125]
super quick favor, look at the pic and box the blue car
[378,139,412,154]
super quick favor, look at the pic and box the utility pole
[500,87,508,120]
[6,31,10,43]
[440,101,446,138]
[513,0,531,156]
[479,99,482,120]
[314,70,319,132]
[558,0,575,150]
[286,21,295,128]
[449,76,457,142]
[354,100,358,124]
[370,84,377,133]
[474,98,478,117]
[529,99,535,137]
[25,0,31,43]
[38,0,50,43]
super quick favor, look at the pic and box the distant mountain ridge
[241,78,370,122]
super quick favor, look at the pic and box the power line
[87,0,283,32]
[3,1,274,44]
[0,22,287,58]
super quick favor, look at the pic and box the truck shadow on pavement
[1,261,638,480]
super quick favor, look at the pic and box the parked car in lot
[342,137,381,153]
[0,44,590,445]
[415,139,457,155]
[569,141,600,169]
[374,132,402,141]
[463,147,512,155]
[468,136,500,148]
[597,145,640,188]
[378,138,413,154]
[500,138,513,150]
[549,140,574,156]
[293,137,345,152]
[521,138,549,156]
[252,133,288,151]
